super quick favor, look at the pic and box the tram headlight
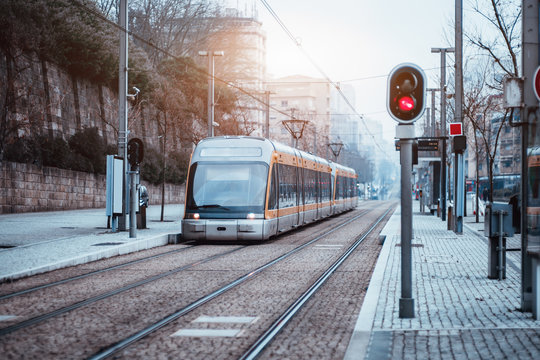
[247,213,255,220]
[192,213,200,220]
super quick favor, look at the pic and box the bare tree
[129,0,222,66]
[464,0,521,206]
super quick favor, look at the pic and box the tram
[182,136,358,241]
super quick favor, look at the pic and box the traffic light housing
[387,63,426,123]
[127,138,144,167]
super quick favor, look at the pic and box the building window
[281,100,288,107]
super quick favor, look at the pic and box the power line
[258,0,392,157]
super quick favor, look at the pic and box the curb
[0,233,174,283]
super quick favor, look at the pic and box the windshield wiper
[194,204,230,211]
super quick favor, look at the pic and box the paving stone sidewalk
[348,209,540,360]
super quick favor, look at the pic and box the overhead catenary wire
[258,0,392,157]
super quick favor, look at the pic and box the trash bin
[137,185,149,229]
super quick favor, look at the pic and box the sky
[250,0,457,146]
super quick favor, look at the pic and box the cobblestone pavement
[351,209,540,359]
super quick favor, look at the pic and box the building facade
[266,75,331,157]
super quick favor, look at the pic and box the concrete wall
[0,161,184,214]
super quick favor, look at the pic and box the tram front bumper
[182,219,264,241]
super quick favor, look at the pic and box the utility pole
[199,51,224,137]
[431,48,454,222]
[117,0,128,231]
[454,0,464,234]
[264,91,271,138]
[427,89,438,137]
[521,0,537,316]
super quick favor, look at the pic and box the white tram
[182,136,358,241]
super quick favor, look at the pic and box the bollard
[447,206,453,230]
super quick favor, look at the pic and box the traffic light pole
[117,0,129,231]
[129,167,137,238]
[397,124,415,319]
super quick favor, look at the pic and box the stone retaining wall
[0,161,185,214]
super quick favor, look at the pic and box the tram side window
[279,164,297,208]
[268,165,278,210]
[320,172,331,202]
[336,176,344,200]
[304,169,317,204]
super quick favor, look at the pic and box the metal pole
[265,91,270,138]
[398,124,414,318]
[129,169,137,238]
[118,0,129,231]
[430,90,437,137]
[498,211,504,280]
[208,53,214,138]
[521,0,537,313]
[454,0,464,234]
[432,48,455,222]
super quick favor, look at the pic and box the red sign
[449,122,463,136]
[534,66,540,101]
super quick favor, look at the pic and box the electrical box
[106,155,124,217]
[484,202,514,238]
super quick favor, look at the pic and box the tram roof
[195,136,355,175]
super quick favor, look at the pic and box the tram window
[320,172,330,202]
[187,162,268,211]
[268,165,278,210]
[278,164,297,208]
[304,169,317,204]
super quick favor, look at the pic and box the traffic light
[387,63,426,123]
[127,138,144,167]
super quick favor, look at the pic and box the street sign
[534,65,540,101]
[449,122,463,136]
[418,139,439,151]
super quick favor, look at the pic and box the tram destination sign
[417,139,439,151]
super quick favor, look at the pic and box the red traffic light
[387,63,426,123]
[398,96,415,112]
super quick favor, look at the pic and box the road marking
[171,329,241,337]
[315,244,343,249]
[193,316,258,324]
[0,315,17,321]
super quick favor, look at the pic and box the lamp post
[199,51,224,138]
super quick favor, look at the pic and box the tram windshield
[186,162,268,217]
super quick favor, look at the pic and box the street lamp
[199,50,224,138]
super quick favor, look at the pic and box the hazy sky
[255,0,457,142]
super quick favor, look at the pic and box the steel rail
[239,206,393,360]
[0,245,196,301]
[0,246,242,336]
[89,208,374,360]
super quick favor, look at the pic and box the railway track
[0,201,395,359]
